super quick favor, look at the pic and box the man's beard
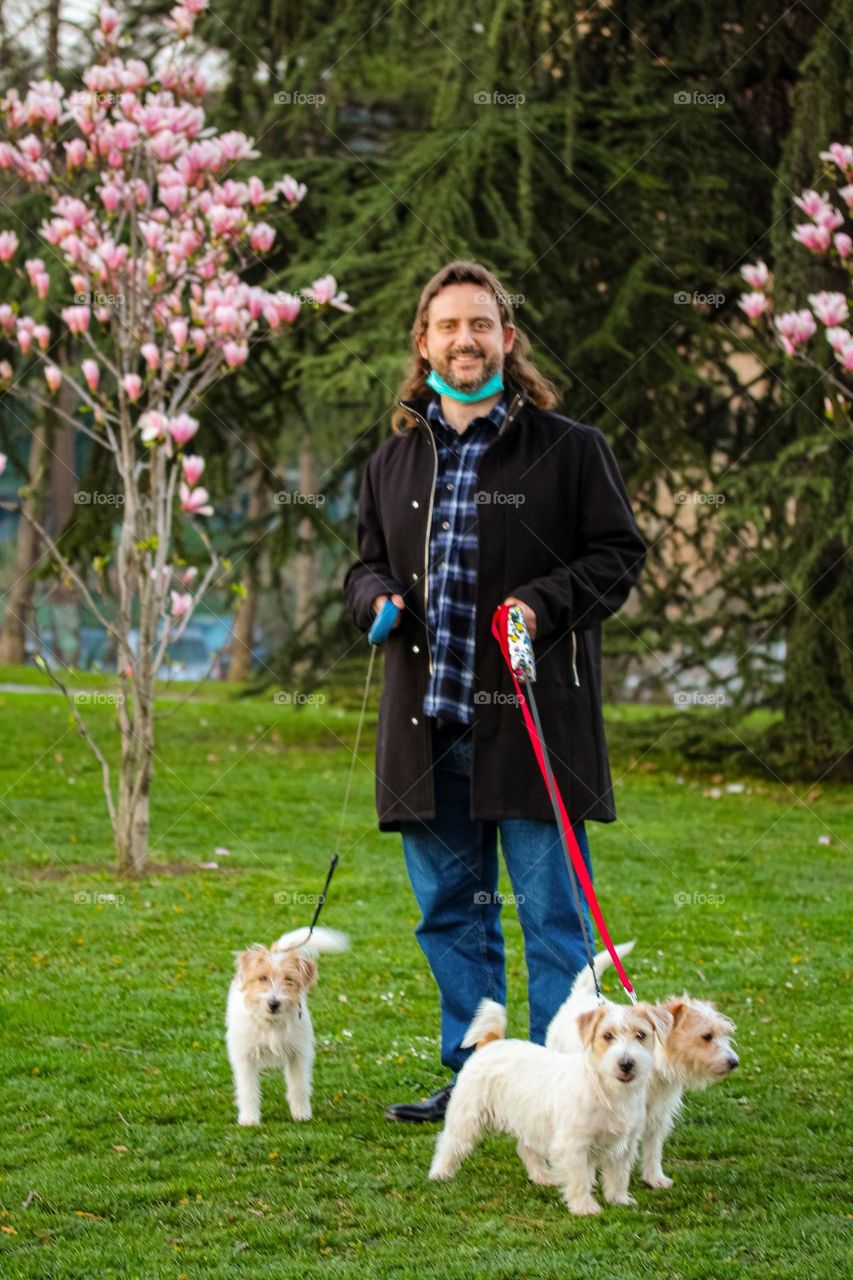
[430,346,503,393]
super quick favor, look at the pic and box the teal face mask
[426,367,504,403]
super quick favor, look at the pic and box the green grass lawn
[0,676,850,1278]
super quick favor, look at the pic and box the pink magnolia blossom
[794,189,830,219]
[249,222,275,253]
[222,340,247,367]
[181,453,205,486]
[740,260,769,290]
[774,309,817,355]
[834,232,852,258]
[170,589,193,618]
[179,481,213,516]
[44,364,62,392]
[122,372,142,400]
[0,452,6,476]
[814,204,844,232]
[276,175,306,204]
[819,142,853,174]
[792,223,831,253]
[33,324,50,350]
[64,139,87,168]
[181,565,199,585]
[807,292,848,327]
[62,304,91,335]
[168,413,199,446]
[738,292,768,319]
[140,342,160,371]
[139,410,168,444]
[82,358,100,391]
[825,326,852,354]
[0,230,18,262]
[16,320,34,354]
[0,361,12,383]
[169,318,189,349]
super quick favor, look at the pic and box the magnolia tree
[0,1,350,875]
[738,140,853,407]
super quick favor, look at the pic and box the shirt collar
[426,394,508,437]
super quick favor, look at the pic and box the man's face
[417,283,516,393]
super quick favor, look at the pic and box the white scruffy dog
[226,925,348,1125]
[428,995,672,1215]
[546,941,739,1188]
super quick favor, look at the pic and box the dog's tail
[570,939,636,998]
[272,926,350,956]
[461,998,507,1051]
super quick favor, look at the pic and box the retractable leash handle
[305,598,401,943]
[491,603,637,1002]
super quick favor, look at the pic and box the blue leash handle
[367,597,400,646]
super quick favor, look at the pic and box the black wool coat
[342,384,647,831]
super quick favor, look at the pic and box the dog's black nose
[726,1056,738,1070]
[618,1058,635,1074]
[268,998,281,1012]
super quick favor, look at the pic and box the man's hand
[373,593,405,629]
[503,596,537,640]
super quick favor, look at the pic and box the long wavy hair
[390,260,560,434]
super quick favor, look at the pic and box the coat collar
[398,382,529,437]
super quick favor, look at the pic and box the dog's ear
[576,1006,605,1048]
[643,1003,675,1044]
[663,997,688,1025]
[293,953,317,990]
[236,946,265,981]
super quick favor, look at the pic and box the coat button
[411,499,419,508]
[412,644,420,653]
[411,716,419,725]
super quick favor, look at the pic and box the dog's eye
[701,1032,713,1042]
[635,1030,646,1041]
[602,1031,615,1042]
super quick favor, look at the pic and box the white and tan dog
[546,941,739,1188]
[428,995,672,1215]
[225,925,348,1125]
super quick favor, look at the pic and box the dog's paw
[605,1191,637,1207]
[289,1106,312,1121]
[643,1172,674,1189]
[567,1196,601,1216]
[529,1170,557,1186]
[428,1163,455,1181]
[237,1114,260,1127]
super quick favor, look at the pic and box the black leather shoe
[384,1083,454,1123]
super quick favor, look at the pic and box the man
[343,260,646,1122]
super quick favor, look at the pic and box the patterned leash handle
[491,603,636,1000]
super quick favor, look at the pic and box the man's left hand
[503,596,537,640]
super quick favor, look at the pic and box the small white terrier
[225,925,348,1125]
[546,941,739,1188]
[428,996,672,1215]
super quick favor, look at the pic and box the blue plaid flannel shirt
[423,393,508,727]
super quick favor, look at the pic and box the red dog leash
[491,603,636,1001]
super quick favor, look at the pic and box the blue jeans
[399,721,594,1074]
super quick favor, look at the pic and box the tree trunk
[0,421,48,664]
[228,458,267,681]
[293,437,317,633]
